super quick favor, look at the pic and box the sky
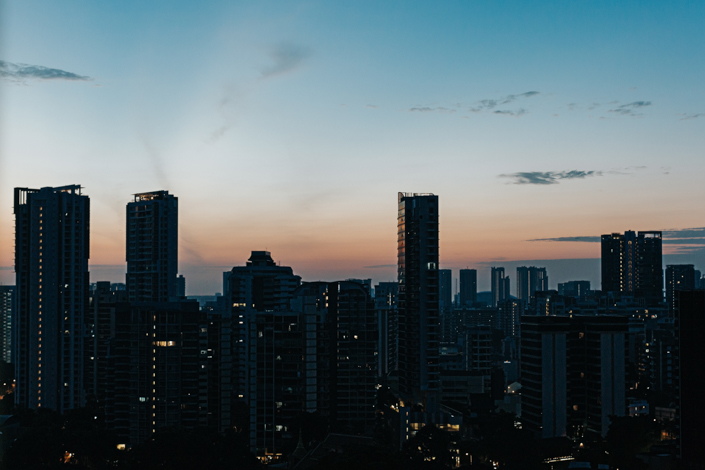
[1,1,704,294]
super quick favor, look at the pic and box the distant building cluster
[3,186,704,467]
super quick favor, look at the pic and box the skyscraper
[0,286,15,364]
[439,269,452,311]
[516,266,548,304]
[666,265,695,314]
[224,252,301,440]
[521,315,627,439]
[397,192,439,410]
[459,269,477,307]
[14,185,90,412]
[375,281,398,377]
[675,290,705,468]
[104,300,207,445]
[601,230,663,305]
[126,191,178,303]
[293,281,378,433]
[491,267,509,308]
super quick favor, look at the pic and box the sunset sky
[1,1,704,293]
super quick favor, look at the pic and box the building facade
[491,267,510,308]
[516,266,548,304]
[521,315,627,439]
[665,265,695,314]
[675,290,705,468]
[397,192,440,410]
[0,286,14,364]
[104,301,207,445]
[459,269,477,307]
[126,191,178,303]
[13,185,90,412]
[601,231,663,305]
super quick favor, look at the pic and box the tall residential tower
[14,185,90,412]
[126,191,178,302]
[397,192,440,410]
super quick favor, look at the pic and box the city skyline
[1,1,704,293]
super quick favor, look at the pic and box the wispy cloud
[528,227,705,254]
[469,91,539,113]
[679,113,704,121]
[260,43,311,80]
[499,170,601,185]
[528,236,601,243]
[409,106,456,113]
[410,91,539,116]
[493,108,527,117]
[609,101,652,116]
[364,264,396,269]
[0,60,91,82]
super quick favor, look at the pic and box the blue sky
[1,1,704,293]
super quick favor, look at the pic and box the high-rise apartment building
[126,191,178,303]
[516,266,548,304]
[674,290,705,468]
[176,274,186,298]
[13,185,90,412]
[85,282,127,404]
[0,286,14,364]
[491,267,510,307]
[397,192,440,410]
[104,300,207,445]
[221,252,301,440]
[521,315,627,439]
[666,265,695,314]
[293,281,377,433]
[497,298,523,339]
[439,269,452,311]
[557,281,591,298]
[601,231,663,305]
[375,281,398,377]
[459,269,477,307]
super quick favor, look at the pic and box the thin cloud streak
[609,101,652,116]
[499,170,601,185]
[0,60,91,82]
[529,228,705,254]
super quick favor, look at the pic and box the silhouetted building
[225,252,301,449]
[104,300,206,445]
[293,281,377,433]
[126,191,178,303]
[439,269,452,311]
[375,281,398,377]
[497,299,523,338]
[557,280,591,298]
[666,265,695,314]
[491,267,510,307]
[601,231,663,305]
[345,278,372,295]
[13,185,90,412]
[397,192,440,409]
[675,290,705,468]
[521,315,627,439]
[516,267,548,304]
[176,274,186,297]
[521,316,569,439]
[461,325,492,390]
[247,310,302,459]
[459,269,477,307]
[0,286,14,364]
[85,282,127,404]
